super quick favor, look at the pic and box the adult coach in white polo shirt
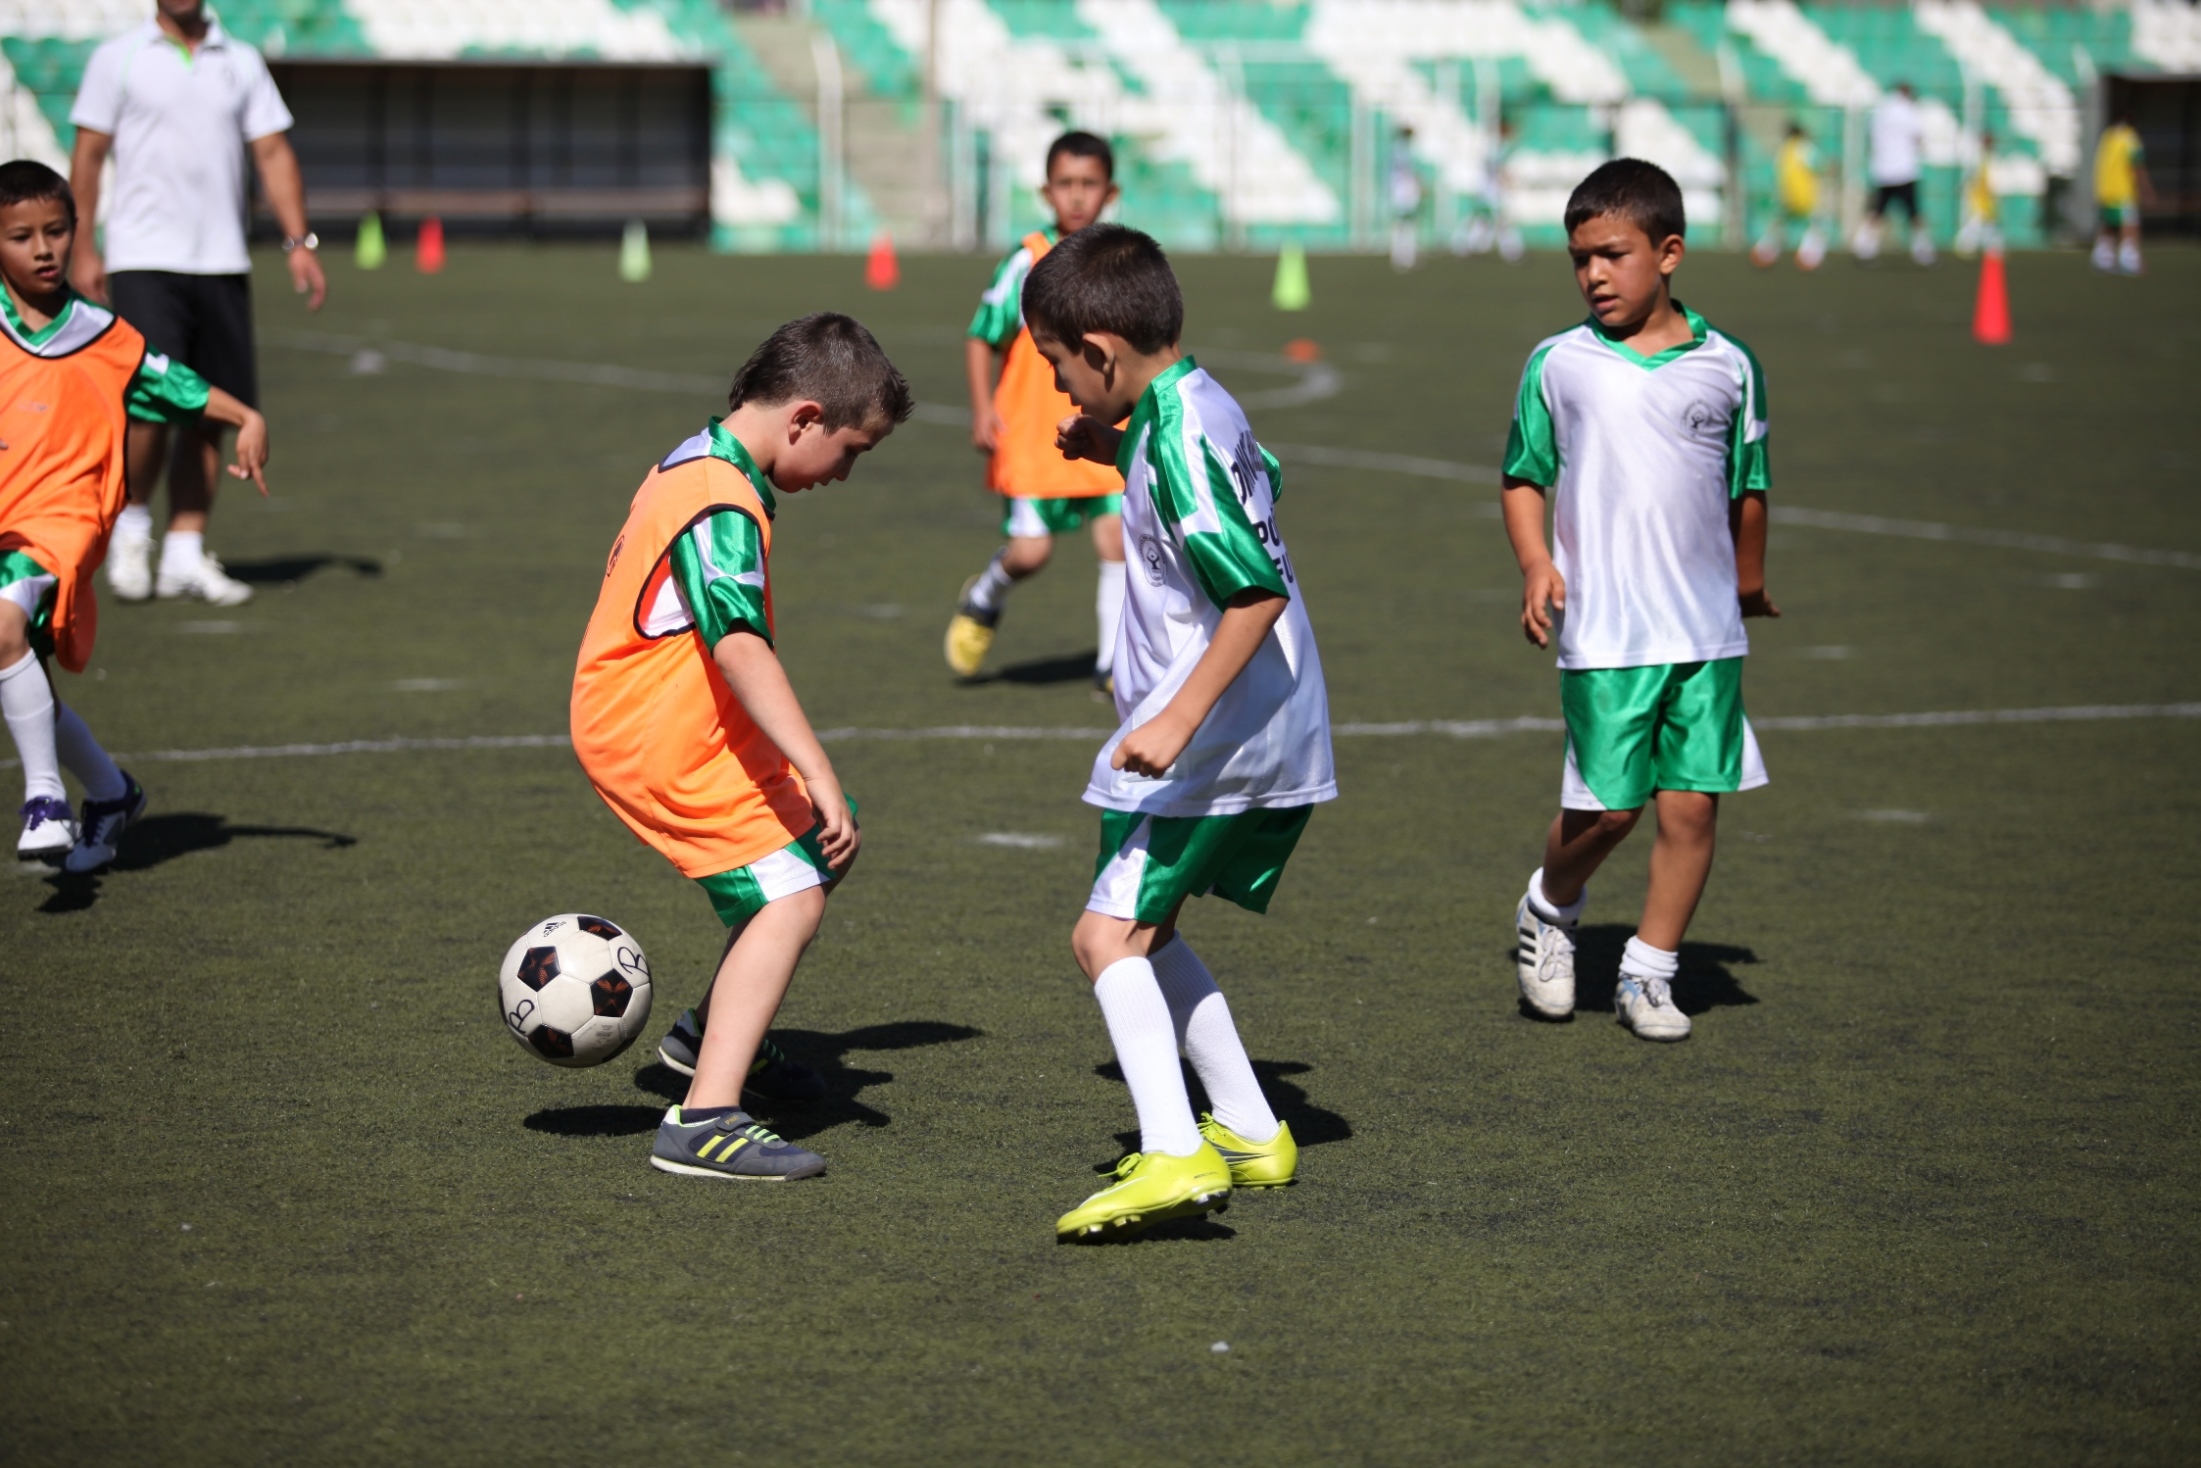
[67,0,326,606]
[1856,81,1935,267]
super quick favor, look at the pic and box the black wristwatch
[281,232,319,252]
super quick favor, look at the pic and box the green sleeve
[1501,344,1559,485]
[1727,340,1771,498]
[1141,430,1291,608]
[966,247,1033,348]
[668,509,770,649]
[125,348,210,424]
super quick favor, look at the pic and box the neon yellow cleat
[1199,1114,1298,1188]
[1055,1144,1232,1241]
[944,576,1000,678]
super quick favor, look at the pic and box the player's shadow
[221,553,384,587]
[964,651,1098,686]
[1095,1057,1352,1165]
[1512,924,1762,1021]
[37,813,357,913]
[609,1019,984,1142]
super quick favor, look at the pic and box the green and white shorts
[694,816,847,928]
[1087,805,1313,924]
[1560,658,1768,812]
[0,548,58,659]
[2100,202,2137,230]
[1002,492,1123,539]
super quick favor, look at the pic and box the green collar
[0,286,78,349]
[1587,302,1708,369]
[703,419,778,518]
[1117,354,1198,477]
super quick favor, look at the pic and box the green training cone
[1272,242,1310,311]
[619,219,652,283]
[355,212,386,271]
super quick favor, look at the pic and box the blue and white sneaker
[17,796,76,862]
[64,771,145,874]
[657,1009,827,1101]
[650,1106,826,1181]
[1615,973,1691,1042]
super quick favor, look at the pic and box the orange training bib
[986,231,1123,501]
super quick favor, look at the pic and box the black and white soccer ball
[498,914,653,1068]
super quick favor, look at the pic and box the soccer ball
[498,913,653,1067]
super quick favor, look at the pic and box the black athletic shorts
[1869,181,1921,221]
[108,270,257,409]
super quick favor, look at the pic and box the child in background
[1028,225,1335,1240]
[571,313,911,1181]
[1753,122,1827,270]
[2092,110,2153,276]
[945,131,1127,689]
[1501,159,1779,1043]
[0,160,266,873]
[1956,129,2002,259]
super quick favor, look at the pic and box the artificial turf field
[3,241,2199,1466]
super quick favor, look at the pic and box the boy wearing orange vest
[571,313,911,1182]
[944,131,1126,687]
[0,161,266,872]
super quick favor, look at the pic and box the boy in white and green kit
[1027,225,1334,1240]
[1502,159,1780,1043]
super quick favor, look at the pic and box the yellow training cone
[619,219,652,283]
[355,212,386,270]
[1272,242,1310,311]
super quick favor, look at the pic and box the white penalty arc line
[12,703,2192,770]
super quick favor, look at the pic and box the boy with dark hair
[1501,159,1779,1043]
[571,312,911,1181]
[945,130,1127,688]
[1028,224,1335,1240]
[0,160,266,871]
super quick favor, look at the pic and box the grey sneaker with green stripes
[650,1106,826,1180]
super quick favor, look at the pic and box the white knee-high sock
[1150,937,1279,1143]
[1094,559,1126,673]
[53,704,125,801]
[0,650,64,803]
[1092,957,1202,1157]
[964,550,1016,614]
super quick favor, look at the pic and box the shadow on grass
[1097,1057,1353,1158]
[1061,1214,1238,1247]
[223,553,384,586]
[1512,923,1762,1021]
[963,651,1098,687]
[39,813,357,913]
[519,1019,986,1143]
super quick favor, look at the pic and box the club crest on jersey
[1682,400,1724,438]
[1138,535,1167,587]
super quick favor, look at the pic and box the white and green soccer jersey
[966,231,1053,348]
[639,421,774,649]
[1086,357,1337,819]
[0,288,210,422]
[1504,304,1769,671]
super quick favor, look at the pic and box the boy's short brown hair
[1564,158,1686,243]
[1020,223,1182,355]
[727,312,914,430]
[0,159,75,222]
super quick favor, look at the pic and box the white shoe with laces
[1615,973,1691,1042]
[156,549,254,606]
[106,530,153,602]
[1514,884,1578,1018]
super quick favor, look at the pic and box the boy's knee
[1657,791,1719,835]
[0,607,31,665]
[1002,537,1052,576]
[1594,807,1642,840]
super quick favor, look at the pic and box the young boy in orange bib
[943,131,1127,688]
[571,313,911,1181]
[0,161,266,873]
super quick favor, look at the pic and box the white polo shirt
[1869,94,1923,187]
[70,21,294,275]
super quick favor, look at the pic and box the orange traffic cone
[416,216,446,275]
[1972,249,2009,345]
[864,231,898,291]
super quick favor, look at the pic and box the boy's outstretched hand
[1056,413,1123,466]
[1519,562,1566,647]
[229,409,270,496]
[1739,588,1782,619]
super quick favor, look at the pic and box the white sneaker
[2119,244,2143,276]
[156,549,254,606]
[1910,234,1937,266]
[106,531,153,602]
[1615,973,1690,1042]
[1514,886,1578,1018]
[17,796,76,861]
[2091,238,2117,273]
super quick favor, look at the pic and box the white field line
[269,332,2200,570]
[10,703,2194,771]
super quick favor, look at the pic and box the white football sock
[1527,866,1585,925]
[53,704,125,801]
[1150,937,1278,1144]
[1094,559,1126,673]
[115,503,153,542]
[0,650,64,803]
[1620,936,1679,982]
[1092,957,1202,1157]
[964,551,1015,614]
[159,529,205,578]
